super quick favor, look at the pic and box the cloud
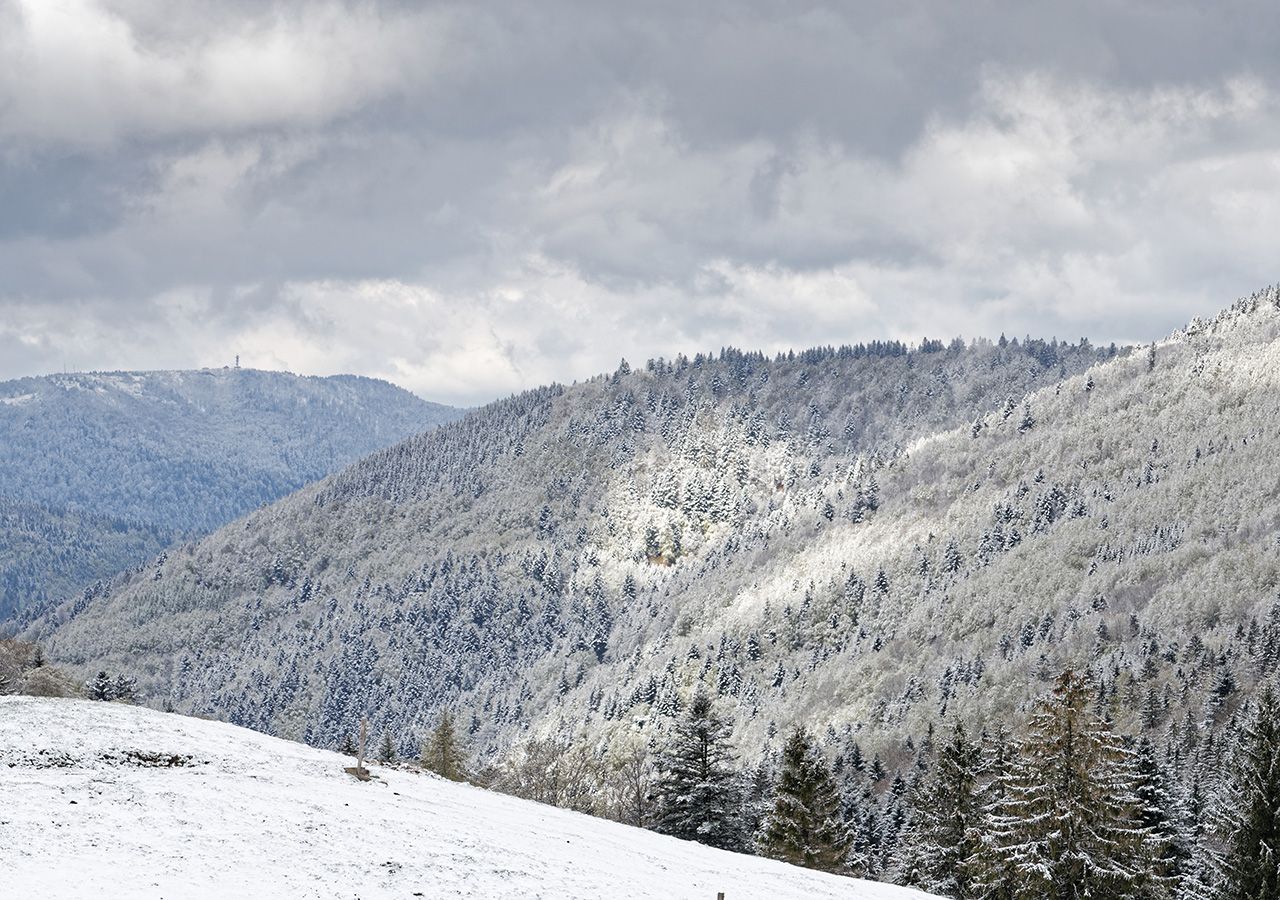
[1,1,1279,404]
[0,0,448,146]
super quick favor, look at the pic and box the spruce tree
[907,721,983,898]
[966,725,1020,900]
[1133,736,1185,885]
[759,726,848,872]
[653,690,746,851]
[1217,685,1280,899]
[978,671,1154,900]
[88,670,113,701]
[377,732,396,764]
[421,711,468,782]
[112,674,137,704]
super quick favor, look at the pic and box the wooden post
[717,893,725,900]
[358,717,368,774]
[344,718,372,781]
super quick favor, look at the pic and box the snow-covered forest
[0,368,460,618]
[16,286,1280,896]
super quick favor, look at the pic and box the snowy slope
[0,697,939,900]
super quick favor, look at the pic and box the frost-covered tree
[904,721,982,898]
[1132,737,1185,886]
[88,670,113,701]
[112,674,137,704]
[758,726,846,871]
[1216,685,1280,899]
[654,690,746,851]
[976,672,1155,900]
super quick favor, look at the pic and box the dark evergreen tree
[1133,736,1185,885]
[1217,685,1280,899]
[965,725,1019,900]
[758,726,847,872]
[377,731,396,764]
[88,670,113,701]
[905,721,983,898]
[421,711,468,782]
[653,690,746,851]
[112,674,137,704]
[976,671,1155,900]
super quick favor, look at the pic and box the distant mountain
[0,368,461,619]
[0,498,169,617]
[29,328,1118,754]
[1,696,936,900]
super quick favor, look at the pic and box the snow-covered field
[0,697,939,900]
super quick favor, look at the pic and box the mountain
[26,288,1280,787]
[28,328,1118,754]
[0,368,461,619]
[0,498,169,621]
[0,696,937,900]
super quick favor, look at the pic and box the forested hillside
[30,329,1115,739]
[0,368,459,619]
[0,498,169,616]
[28,287,1280,894]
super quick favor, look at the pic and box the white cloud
[0,0,449,146]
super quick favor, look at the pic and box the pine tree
[966,725,1019,900]
[907,721,983,898]
[759,726,848,872]
[1133,737,1185,885]
[88,670,113,701]
[338,733,357,757]
[421,711,467,782]
[653,690,746,851]
[377,732,396,764]
[112,674,137,704]
[977,671,1155,899]
[1217,685,1280,899]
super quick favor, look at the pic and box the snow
[0,392,36,406]
[0,698,940,900]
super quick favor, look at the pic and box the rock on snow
[0,697,939,900]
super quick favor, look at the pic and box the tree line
[394,670,1278,899]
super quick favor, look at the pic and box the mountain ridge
[0,366,462,619]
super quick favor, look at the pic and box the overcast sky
[2,1,1278,405]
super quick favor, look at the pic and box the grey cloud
[1,0,1279,405]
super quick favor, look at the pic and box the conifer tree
[377,732,396,764]
[1216,685,1280,899]
[88,670,113,701]
[1133,737,1185,884]
[653,690,746,851]
[421,711,468,782]
[759,726,847,872]
[977,671,1154,899]
[112,674,137,704]
[966,725,1020,900]
[906,721,983,898]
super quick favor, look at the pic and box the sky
[1,0,1278,406]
